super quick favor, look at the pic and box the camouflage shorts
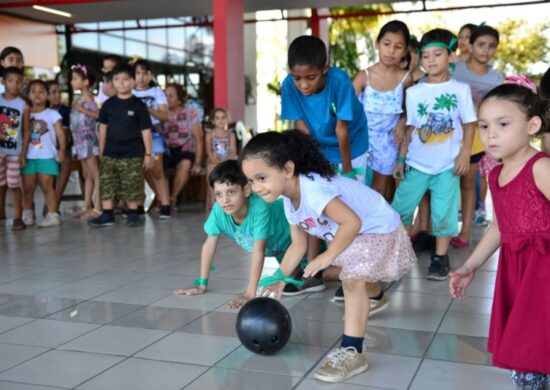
[100,157,144,201]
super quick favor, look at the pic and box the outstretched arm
[174,235,219,295]
[227,239,266,309]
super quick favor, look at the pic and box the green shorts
[100,156,144,201]
[391,167,459,237]
[21,158,59,176]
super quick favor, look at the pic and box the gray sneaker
[314,347,369,383]
[282,276,326,296]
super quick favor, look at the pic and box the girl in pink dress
[450,78,550,389]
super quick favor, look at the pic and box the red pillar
[311,9,320,37]
[213,0,244,122]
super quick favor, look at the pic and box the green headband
[418,37,457,54]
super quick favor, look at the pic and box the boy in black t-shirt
[89,64,154,227]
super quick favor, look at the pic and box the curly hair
[240,130,335,179]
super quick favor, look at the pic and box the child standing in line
[163,83,203,206]
[174,160,298,309]
[70,64,102,220]
[205,107,237,209]
[392,28,477,281]
[0,67,29,230]
[88,64,154,228]
[451,25,503,246]
[21,80,66,227]
[241,130,415,383]
[456,23,477,63]
[132,59,171,218]
[47,81,72,213]
[97,55,120,106]
[0,46,24,220]
[450,80,550,389]
[353,20,413,201]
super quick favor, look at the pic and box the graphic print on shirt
[30,119,49,149]
[298,217,335,241]
[416,93,457,144]
[138,95,155,109]
[0,106,21,151]
[213,137,230,160]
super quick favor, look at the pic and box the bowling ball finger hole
[252,339,259,345]
[271,336,279,344]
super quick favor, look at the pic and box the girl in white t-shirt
[21,80,66,227]
[132,59,171,218]
[241,130,416,383]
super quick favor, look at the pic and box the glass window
[168,27,184,49]
[146,18,167,27]
[167,49,185,65]
[148,45,167,62]
[72,33,99,51]
[147,28,167,46]
[125,28,146,42]
[99,21,124,37]
[99,35,124,55]
[126,41,147,58]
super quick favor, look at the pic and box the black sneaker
[413,231,436,252]
[88,213,115,228]
[282,276,326,296]
[137,205,145,215]
[127,214,141,227]
[427,254,450,281]
[333,285,344,301]
[159,205,172,219]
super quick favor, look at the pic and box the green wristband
[194,277,208,287]
[396,156,406,164]
[259,268,305,289]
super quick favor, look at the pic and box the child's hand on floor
[260,281,285,300]
[227,293,253,309]
[449,265,476,299]
[173,286,206,296]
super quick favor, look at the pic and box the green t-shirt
[203,194,291,262]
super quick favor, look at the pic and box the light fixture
[32,5,72,18]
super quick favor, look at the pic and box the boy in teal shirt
[174,160,296,309]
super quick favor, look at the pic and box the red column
[213,0,244,121]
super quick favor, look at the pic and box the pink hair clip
[505,75,537,94]
[71,63,88,76]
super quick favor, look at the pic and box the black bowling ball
[235,297,292,355]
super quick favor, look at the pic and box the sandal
[450,236,470,248]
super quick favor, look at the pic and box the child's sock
[341,334,364,353]
[370,290,384,301]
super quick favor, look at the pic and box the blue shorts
[152,129,166,156]
[391,167,459,237]
[21,158,59,176]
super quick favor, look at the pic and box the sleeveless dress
[210,133,231,162]
[70,97,99,160]
[358,69,409,175]
[488,152,550,373]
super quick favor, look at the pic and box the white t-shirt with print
[283,173,401,241]
[132,86,167,126]
[405,79,477,175]
[27,108,62,160]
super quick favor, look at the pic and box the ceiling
[0,0,395,24]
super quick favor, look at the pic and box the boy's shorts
[100,156,144,201]
[0,155,22,188]
[392,167,459,237]
[21,158,59,176]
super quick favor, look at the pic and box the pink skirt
[332,224,416,282]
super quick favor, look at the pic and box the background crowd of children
[1,17,549,388]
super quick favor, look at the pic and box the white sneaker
[22,209,34,226]
[37,212,61,227]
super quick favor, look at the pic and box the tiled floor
[0,200,516,390]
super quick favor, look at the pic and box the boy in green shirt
[174,160,309,308]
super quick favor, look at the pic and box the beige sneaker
[369,293,390,316]
[314,347,369,383]
[37,212,61,228]
[22,209,34,226]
